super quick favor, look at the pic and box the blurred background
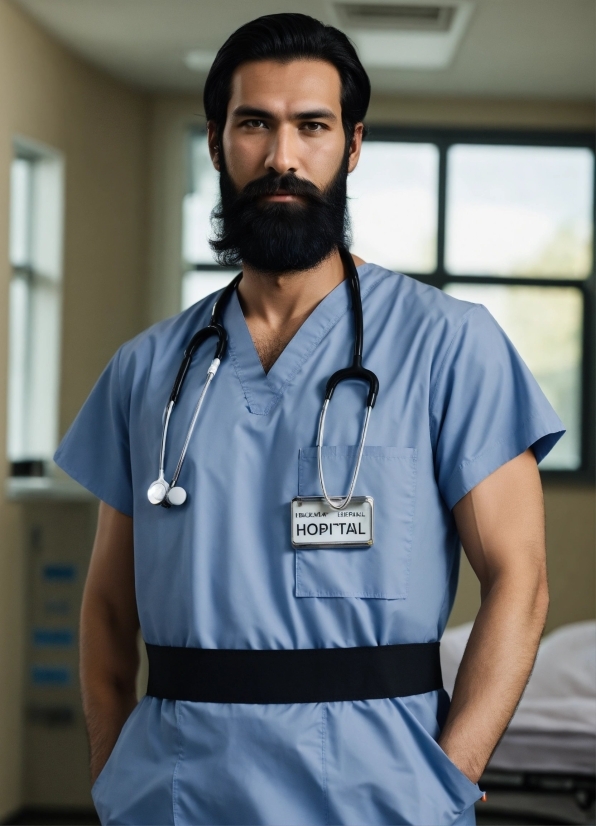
[0,0,593,823]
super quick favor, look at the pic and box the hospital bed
[441,620,596,825]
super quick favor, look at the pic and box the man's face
[208,59,363,273]
[216,59,360,193]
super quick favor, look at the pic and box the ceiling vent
[332,0,474,70]
[335,4,456,32]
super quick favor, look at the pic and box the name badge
[291,496,374,549]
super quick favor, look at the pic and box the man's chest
[243,311,313,374]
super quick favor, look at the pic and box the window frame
[185,125,595,483]
[7,138,65,472]
[361,126,595,484]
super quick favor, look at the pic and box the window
[7,140,64,474]
[445,145,593,278]
[442,141,593,472]
[182,135,230,309]
[182,127,594,478]
[348,142,439,273]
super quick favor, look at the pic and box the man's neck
[238,249,363,330]
[236,249,365,373]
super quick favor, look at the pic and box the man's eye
[302,122,324,132]
[243,119,267,128]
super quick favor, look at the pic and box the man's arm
[80,501,139,784]
[439,448,549,783]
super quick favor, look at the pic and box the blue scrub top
[55,263,564,826]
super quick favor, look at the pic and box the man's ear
[207,121,220,171]
[347,123,364,174]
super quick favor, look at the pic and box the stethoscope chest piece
[167,486,187,506]
[147,478,188,507]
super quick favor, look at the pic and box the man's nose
[265,125,299,176]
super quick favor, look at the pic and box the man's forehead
[228,59,342,115]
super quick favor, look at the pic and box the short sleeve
[54,347,133,516]
[430,305,565,511]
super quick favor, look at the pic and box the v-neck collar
[224,263,383,416]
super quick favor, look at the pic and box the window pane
[7,277,30,459]
[445,146,594,278]
[183,134,219,265]
[444,284,583,470]
[182,270,233,311]
[7,143,64,465]
[348,142,438,273]
[28,281,61,458]
[10,158,32,267]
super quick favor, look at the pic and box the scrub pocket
[91,699,140,806]
[91,697,179,825]
[295,446,417,599]
[398,694,483,825]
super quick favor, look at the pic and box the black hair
[203,13,370,141]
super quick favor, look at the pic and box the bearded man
[55,13,563,826]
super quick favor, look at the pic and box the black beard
[209,151,351,274]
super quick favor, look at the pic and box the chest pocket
[296,446,417,599]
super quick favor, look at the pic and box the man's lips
[262,191,303,201]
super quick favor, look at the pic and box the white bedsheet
[440,620,596,774]
[489,729,596,775]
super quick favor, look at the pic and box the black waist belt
[145,641,442,704]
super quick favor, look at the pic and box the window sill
[5,476,95,503]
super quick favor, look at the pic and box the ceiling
[10,0,596,100]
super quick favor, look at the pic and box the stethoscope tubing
[147,250,379,509]
[316,399,372,511]
[314,247,378,509]
[170,358,219,488]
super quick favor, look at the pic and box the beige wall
[0,1,150,817]
[367,93,596,130]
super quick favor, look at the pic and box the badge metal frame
[291,495,374,549]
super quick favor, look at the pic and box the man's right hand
[80,501,139,785]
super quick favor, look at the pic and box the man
[55,13,564,826]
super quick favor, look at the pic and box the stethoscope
[147,247,379,509]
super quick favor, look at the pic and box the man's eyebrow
[231,105,337,121]
[293,109,337,121]
[232,106,274,119]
